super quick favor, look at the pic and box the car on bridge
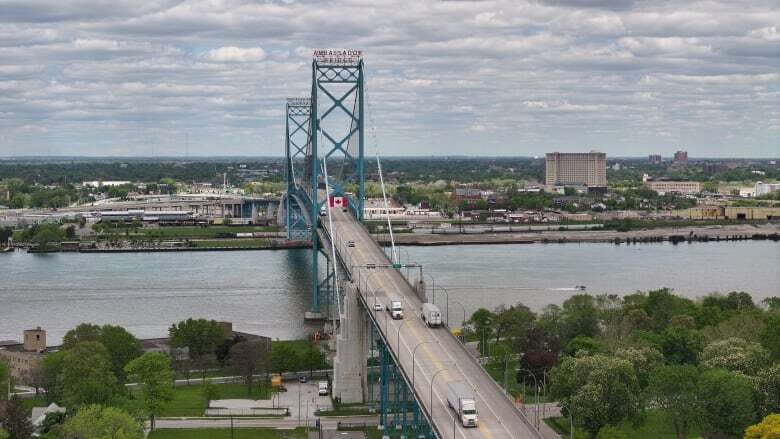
[373,301,383,311]
[386,297,404,319]
[347,240,355,247]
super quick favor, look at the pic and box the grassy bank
[158,383,274,417]
[545,410,703,438]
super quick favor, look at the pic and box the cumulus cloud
[202,46,267,63]
[0,0,776,157]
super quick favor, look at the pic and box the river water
[1,241,778,344]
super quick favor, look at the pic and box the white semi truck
[446,380,478,427]
[421,303,442,327]
[386,297,404,319]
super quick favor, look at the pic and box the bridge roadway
[327,208,542,439]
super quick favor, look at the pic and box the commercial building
[678,206,780,220]
[673,150,688,165]
[0,327,51,385]
[644,180,703,195]
[648,154,663,164]
[545,151,607,188]
[755,182,780,197]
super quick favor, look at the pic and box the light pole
[396,319,409,353]
[559,401,574,439]
[412,340,437,390]
[424,273,436,304]
[452,300,467,327]
[439,286,450,327]
[517,368,540,430]
[430,368,449,422]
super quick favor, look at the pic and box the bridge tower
[283,50,366,317]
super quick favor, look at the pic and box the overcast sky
[0,0,777,158]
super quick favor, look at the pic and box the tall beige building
[545,151,607,187]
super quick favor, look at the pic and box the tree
[40,351,67,403]
[99,325,142,381]
[0,428,8,439]
[230,341,268,395]
[550,354,642,437]
[32,223,64,250]
[697,369,757,439]
[61,405,143,439]
[468,308,495,355]
[745,414,780,439]
[647,365,700,439]
[62,324,141,381]
[124,353,174,431]
[0,396,34,439]
[563,336,603,357]
[301,344,325,376]
[643,289,697,331]
[700,337,770,376]
[270,343,300,374]
[642,327,704,365]
[202,381,220,404]
[754,364,780,417]
[760,314,780,361]
[561,295,600,342]
[62,323,102,348]
[596,426,628,439]
[168,318,224,359]
[0,360,8,400]
[614,346,663,388]
[57,342,118,407]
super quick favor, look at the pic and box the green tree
[168,318,224,359]
[642,327,704,364]
[697,369,757,439]
[744,414,780,439]
[62,323,102,348]
[270,343,300,374]
[32,223,64,250]
[61,405,143,439]
[202,381,220,404]
[62,324,141,381]
[759,314,780,361]
[100,325,142,381]
[700,337,770,376]
[57,342,118,407]
[643,289,697,331]
[0,395,34,439]
[754,364,780,417]
[0,428,8,439]
[563,336,603,357]
[614,346,663,388]
[301,344,325,376]
[550,354,642,437]
[230,341,268,395]
[561,295,600,342]
[124,352,174,431]
[596,426,628,439]
[647,365,700,439]
[0,360,8,401]
[40,350,67,403]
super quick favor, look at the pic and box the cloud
[0,0,776,157]
[202,46,267,63]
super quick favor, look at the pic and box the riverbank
[388,223,780,245]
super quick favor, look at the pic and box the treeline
[465,289,779,438]
[0,318,327,439]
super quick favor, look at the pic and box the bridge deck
[327,208,542,439]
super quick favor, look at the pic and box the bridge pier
[333,282,367,403]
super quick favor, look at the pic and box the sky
[0,0,778,158]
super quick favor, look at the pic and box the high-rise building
[545,151,607,187]
[648,154,662,164]
[673,150,688,165]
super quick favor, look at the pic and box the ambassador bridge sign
[313,49,362,65]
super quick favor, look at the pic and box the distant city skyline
[0,0,777,158]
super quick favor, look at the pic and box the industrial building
[545,151,607,188]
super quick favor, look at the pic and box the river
[1,240,778,344]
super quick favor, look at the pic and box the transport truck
[386,297,404,319]
[446,380,478,427]
[421,303,442,327]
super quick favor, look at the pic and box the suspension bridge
[280,49,543,439]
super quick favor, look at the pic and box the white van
[318,381,329,396]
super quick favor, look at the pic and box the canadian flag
[329,196,345,207]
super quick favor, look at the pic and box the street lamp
[396,319,409,353]
[430,368,449,422]
[517,368,540,430]
[439,286,450,327]
[559,401,574,439]
[412,340,437,390]
[424,273,436,304]
[452,300,467,328]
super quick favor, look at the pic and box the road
[325,207,543,439]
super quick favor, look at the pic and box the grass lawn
[20,396,48,412]
[158,382,274,417]
[484,358,552,403]
[142,226,278,239]
[545,409,703,439]
[148,428,307,439]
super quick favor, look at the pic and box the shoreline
[12,223,780,253]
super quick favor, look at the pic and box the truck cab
[387,298,404,319]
